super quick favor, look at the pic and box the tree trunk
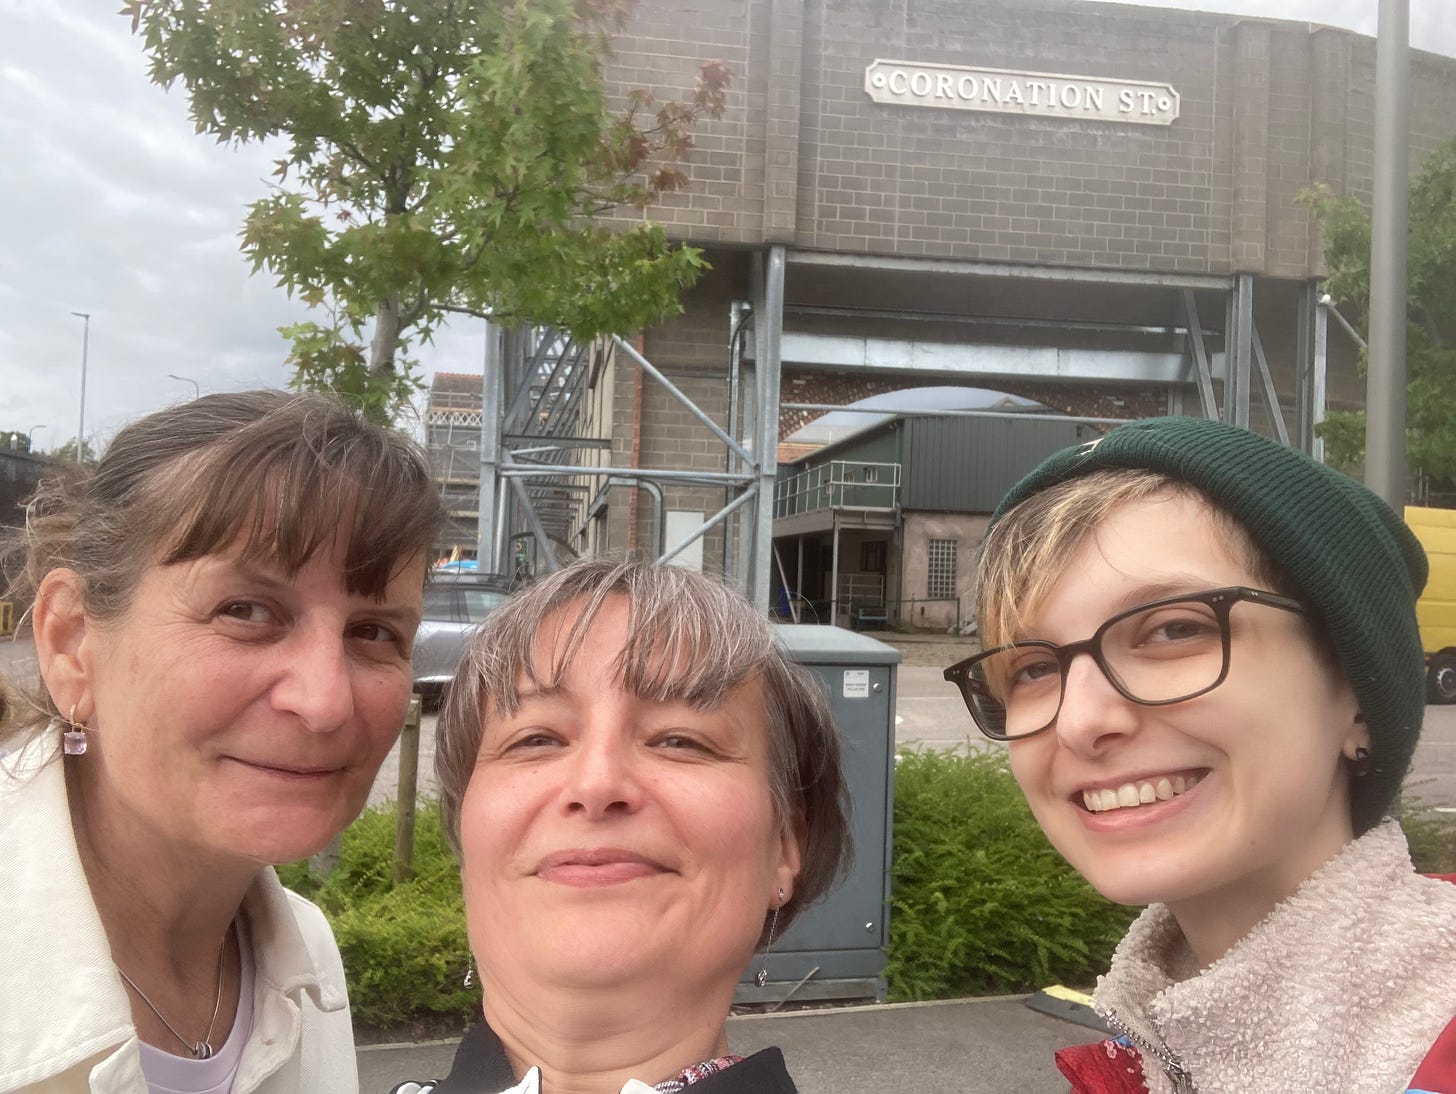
[369,294,403,376]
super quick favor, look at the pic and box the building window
[927,538,957,600]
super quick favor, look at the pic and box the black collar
[432,1020,797,1094]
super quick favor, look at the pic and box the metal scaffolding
[429,244,1326,610]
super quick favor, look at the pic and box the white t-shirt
[137,915,256,1094]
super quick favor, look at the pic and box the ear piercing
[755,888,785,988]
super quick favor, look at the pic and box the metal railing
[775,460,901,517]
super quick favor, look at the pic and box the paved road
[356,996,1100,1093]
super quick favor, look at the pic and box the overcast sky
[2,0,1453,453]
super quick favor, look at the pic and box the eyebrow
[202,559,422,617]
[1108,578,1215,614]
[1015,577,1222,642]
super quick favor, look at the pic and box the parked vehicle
[1407,506,1456,704]
[412,572,511,708]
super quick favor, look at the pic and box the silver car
[412,574,512,708]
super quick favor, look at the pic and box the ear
[1341,709,1372,761]
[32,568,96,723]
[773,807,806,905]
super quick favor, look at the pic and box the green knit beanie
[990,416,1428,835]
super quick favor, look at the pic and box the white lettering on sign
[843,669,871,699]
[864,60,1179,127]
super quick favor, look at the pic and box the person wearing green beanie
[944,416,1456,1093]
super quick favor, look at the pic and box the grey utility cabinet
[736,625,899,1004]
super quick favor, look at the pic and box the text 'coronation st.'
[864,60,1180,127]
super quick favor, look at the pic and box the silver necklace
[116,930,229,1060]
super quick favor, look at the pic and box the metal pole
[477,323,503,566]
[1295,282,1315,454]
[1228,275,1253,430]
[751,246,786,613]
[168,373,200,399]
[1312,295,1329,464]
[612,335,756,467]
[796,536,804,617]
[507,476,559,575]
[70,312,90,458]
[1365,0,1409,506]
[829,517,840,628]
[724,301,747,583]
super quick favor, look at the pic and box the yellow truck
[1407,506,1456,704]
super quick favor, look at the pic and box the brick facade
[602,0,1456,273]
[577,1,1456,579]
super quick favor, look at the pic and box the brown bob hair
[435,555,853,941]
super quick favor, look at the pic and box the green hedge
[278,801,477,1029]
[286,758,1456,1030]
[885,748,1136,1001]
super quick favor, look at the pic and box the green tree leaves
[124,0,730,421]
[1301,137,1456,482]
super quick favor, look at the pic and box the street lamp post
[168,373,200,399]
[70,311,90,460]
[28,424,47,452]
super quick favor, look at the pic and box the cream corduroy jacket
[1092,821,1456,1094]
[0,732,359,1093]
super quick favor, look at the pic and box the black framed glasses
[943,586,1310,741]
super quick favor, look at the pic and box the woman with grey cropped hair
[398,556,851,1094]
[0,390,444,1093]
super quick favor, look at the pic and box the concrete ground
[356,996,1100,1093]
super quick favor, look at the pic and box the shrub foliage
[885,747,1136,1001]
[284,756,1456,1030]
[279,801,478,1029]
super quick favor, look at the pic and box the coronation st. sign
[864,59,1179,127]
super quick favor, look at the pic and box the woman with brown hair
[395,556,852,1094]
[0,390,444,1092]
[948,417,1456,1092]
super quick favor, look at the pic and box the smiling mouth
[1079,771,1207,814]
[232,759,342,778]
[534,849,669,886]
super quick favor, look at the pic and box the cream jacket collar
[0,732,348,1092]
[1094,821,1456,1094]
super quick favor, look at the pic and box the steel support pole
[70,311,90,457]
[1366,0,1410,506]
[1250,328,1290,445]
[1295,282,1316,454]
[476,322,504,566]
[1312,296,1329,463]
[659,488,757,567]
[796,537,805,620]
[508,476,559,575]
[724,300,747,583]
[751,246,786,613]
[829,518,840,628]
[1227,274,1254,430]
[1181,291,1219,420]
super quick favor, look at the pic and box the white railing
[775,460,900,517]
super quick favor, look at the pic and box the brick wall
[597,0,1456,275]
